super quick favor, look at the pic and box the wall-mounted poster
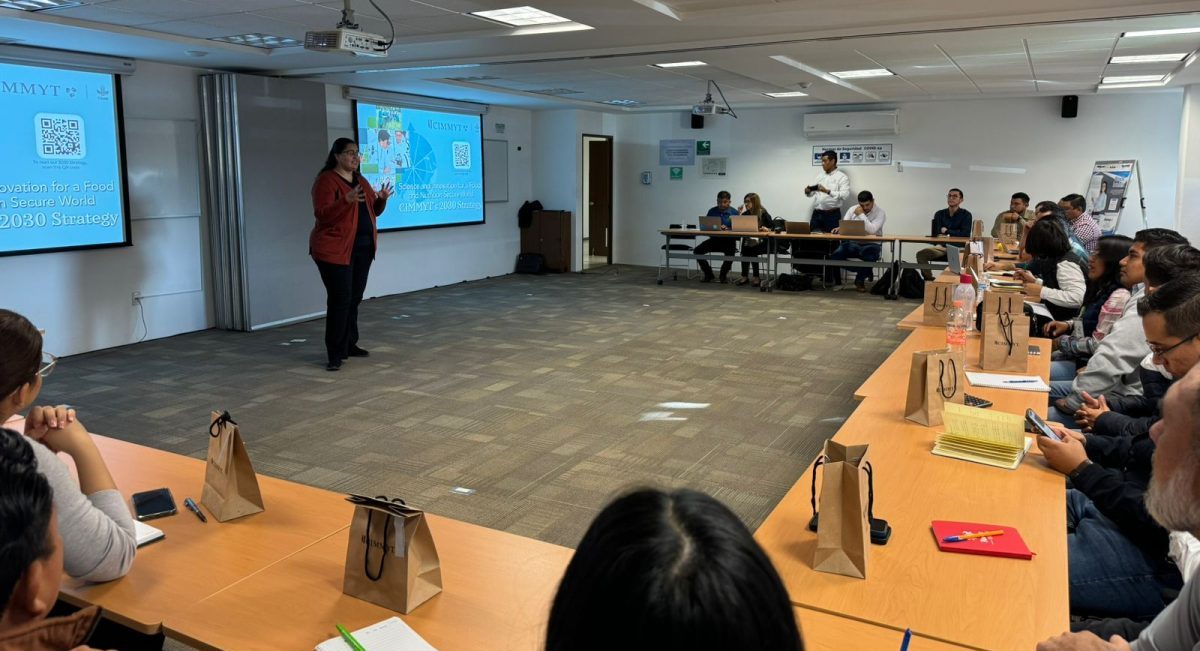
[660,139,695,166]
[1086,160,1136,233]
[811,144,893,166]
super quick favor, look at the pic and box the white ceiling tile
[137,19,231,39]
[99,0,223,21]
[44,4,157,26]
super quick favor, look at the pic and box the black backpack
[775,273,814,292]
[515,253,545,274]
[518,200,543,229]
[870,265,924,299]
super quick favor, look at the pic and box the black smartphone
[1025,409,1062,442]
[132,488,178,521]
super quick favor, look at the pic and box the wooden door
[587,139,612,258]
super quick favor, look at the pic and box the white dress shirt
[842,204,887,235]
[811,168,850,211]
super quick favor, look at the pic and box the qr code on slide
[451,141,471,170]
[35,112,86,160]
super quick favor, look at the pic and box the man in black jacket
[1037,273,1200,620]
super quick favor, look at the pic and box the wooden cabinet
[520,210,572,272]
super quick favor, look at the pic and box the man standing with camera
[806,149,850,233]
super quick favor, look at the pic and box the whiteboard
[483,139,508,203]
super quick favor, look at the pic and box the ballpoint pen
[183,497,207,523]
[899,628,912,651]
[336,623,366,651]
[1003,379,1039,383]
[943,530,1005,542]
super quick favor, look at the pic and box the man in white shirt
[829,190,887,291]
[805,150,850,233]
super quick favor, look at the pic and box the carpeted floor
[43,265,916,549]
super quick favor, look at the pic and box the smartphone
[132,488,178,521]
[1025,409,1062,442]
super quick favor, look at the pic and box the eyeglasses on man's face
[1149,333,1199,359]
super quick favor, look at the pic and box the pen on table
[336,623,366,651]
[899,628,912,651]
[1002,380,1039,384]
[183,497,207,523]
[943,530,1005,542]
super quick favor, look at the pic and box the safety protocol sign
[811,144,893,166]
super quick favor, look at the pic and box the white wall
[1176,85,1200,246]
[0,61,208,356]
[609,93,1185,267]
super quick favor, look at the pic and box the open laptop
[837,219,866,236]
[730,215,758,232]
[785,221,811,234]
[946,244,962,274]
[698,215,722,231]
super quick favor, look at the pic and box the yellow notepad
[932,403,1033,470]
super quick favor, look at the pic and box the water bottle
[946,300,968,353]
[952,273,977,332]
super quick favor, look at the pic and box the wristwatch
[1068,459,1093,481]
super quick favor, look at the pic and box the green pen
[335,623,366,651]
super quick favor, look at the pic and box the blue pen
[899,628,912,651]
[1003,380,1039,383]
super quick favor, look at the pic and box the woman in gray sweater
[0,309,135,582]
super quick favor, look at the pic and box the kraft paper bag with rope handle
[904,349,966,427]
[200,411,264,522]
[922,282,954,325]
[981,312,1030,372]
[342,494,442,614]
[810,440,873,579]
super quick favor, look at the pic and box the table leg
[885,239,899,300]
[659,232,670,285]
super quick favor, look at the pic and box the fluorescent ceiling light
[1122,27,1200,38]
[508,22,592,35]
[471,6,571,26]
[1101,74,1166,84]
[1109,53,1188,64]
[0,0,80,9]
[830,68,893,79]
[653,61,707,68]
[358,64,480,74]
[209,33,300,49]
[1098,81,1167,90]
[602,99,642,106]
[763,91,809,98]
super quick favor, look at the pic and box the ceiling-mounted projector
[692,101,731,116]
[304,28,389,57]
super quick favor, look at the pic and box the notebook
[697,215,722,231]
[316,617,436,651]
[931,402,1034,470]
[966,372,1050,393]
[931,520,1034,560]
[134,520,164,547]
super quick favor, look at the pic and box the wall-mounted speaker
[1061,95,1078,119]
[691,114,704,129]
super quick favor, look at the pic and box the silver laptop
[785,221,811,234]
[946,244,962,274]
[837,219,866,236]
[698,215,722,231]
[730,215,758,232]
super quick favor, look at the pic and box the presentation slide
[354,101,484,231]
[0,61,129,256]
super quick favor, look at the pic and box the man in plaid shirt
[1061,194,1103,253]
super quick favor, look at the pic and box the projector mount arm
[703,80,737,118]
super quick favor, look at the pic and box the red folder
[931,520,1034,560]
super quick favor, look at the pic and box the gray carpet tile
[41,265,917,549]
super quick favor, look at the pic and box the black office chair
[659,223,697,281]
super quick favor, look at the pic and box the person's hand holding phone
[1036,427,1089,475]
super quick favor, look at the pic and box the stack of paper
[966,372,1050,393]
[932,403,1034,470]
[316,617,437,651]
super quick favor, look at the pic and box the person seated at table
[0,309,136,583]
[733,192,774,288]
[1036,365,1200,651]
[1049,229,1190,424]
[1034,202,1090,265]
[915,188,972,280]
[1044,236,1134,383]
[827,190,887,292]
[1060,194,1103,254]
[1012,218,1086,321]
[990,191,1035,239]
[545,487,804,651]
[0,428,105,651]
[695,190,739,283]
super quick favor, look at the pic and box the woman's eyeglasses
[37,352,57,378]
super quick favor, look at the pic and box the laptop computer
[730,215,758,232]
[946,244,962,274]
[837,219,866,236]
[698,215,722,231]
[785,221,811,234]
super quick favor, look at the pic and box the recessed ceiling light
[830,68,894,79]
[0,0,80,10]
[528,88,583,96]
[471,6,571,26]
[1097,81,1168,90]
[209,33,300,49]
[1122,27,1200,38]
[1109,53,1188,64]
[602,99,642,106]
[763,91,809,98]
[1101,74,1167,84]
[653,61,707,68]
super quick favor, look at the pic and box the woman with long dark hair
[1044,235,1134,380]
[1014,217,1086,321]
[310,138,393,371]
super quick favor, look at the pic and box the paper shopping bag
[904,349,966,427]
[343,495,442,614]
[200,411,264,522]
[811,440,872,579]
[980,313,1030,372]
[982,291,1022,319]
[922,282,954,325]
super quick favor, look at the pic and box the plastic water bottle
[952,273,977,332]
[946,300,968,353]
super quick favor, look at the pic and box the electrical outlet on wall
[131,291,141,305]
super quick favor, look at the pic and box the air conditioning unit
[804,110,899,137]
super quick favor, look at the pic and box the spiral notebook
[932,402,1033,470]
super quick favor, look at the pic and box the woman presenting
[310,138,393,371]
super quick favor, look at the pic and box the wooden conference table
[658,228,969,297]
